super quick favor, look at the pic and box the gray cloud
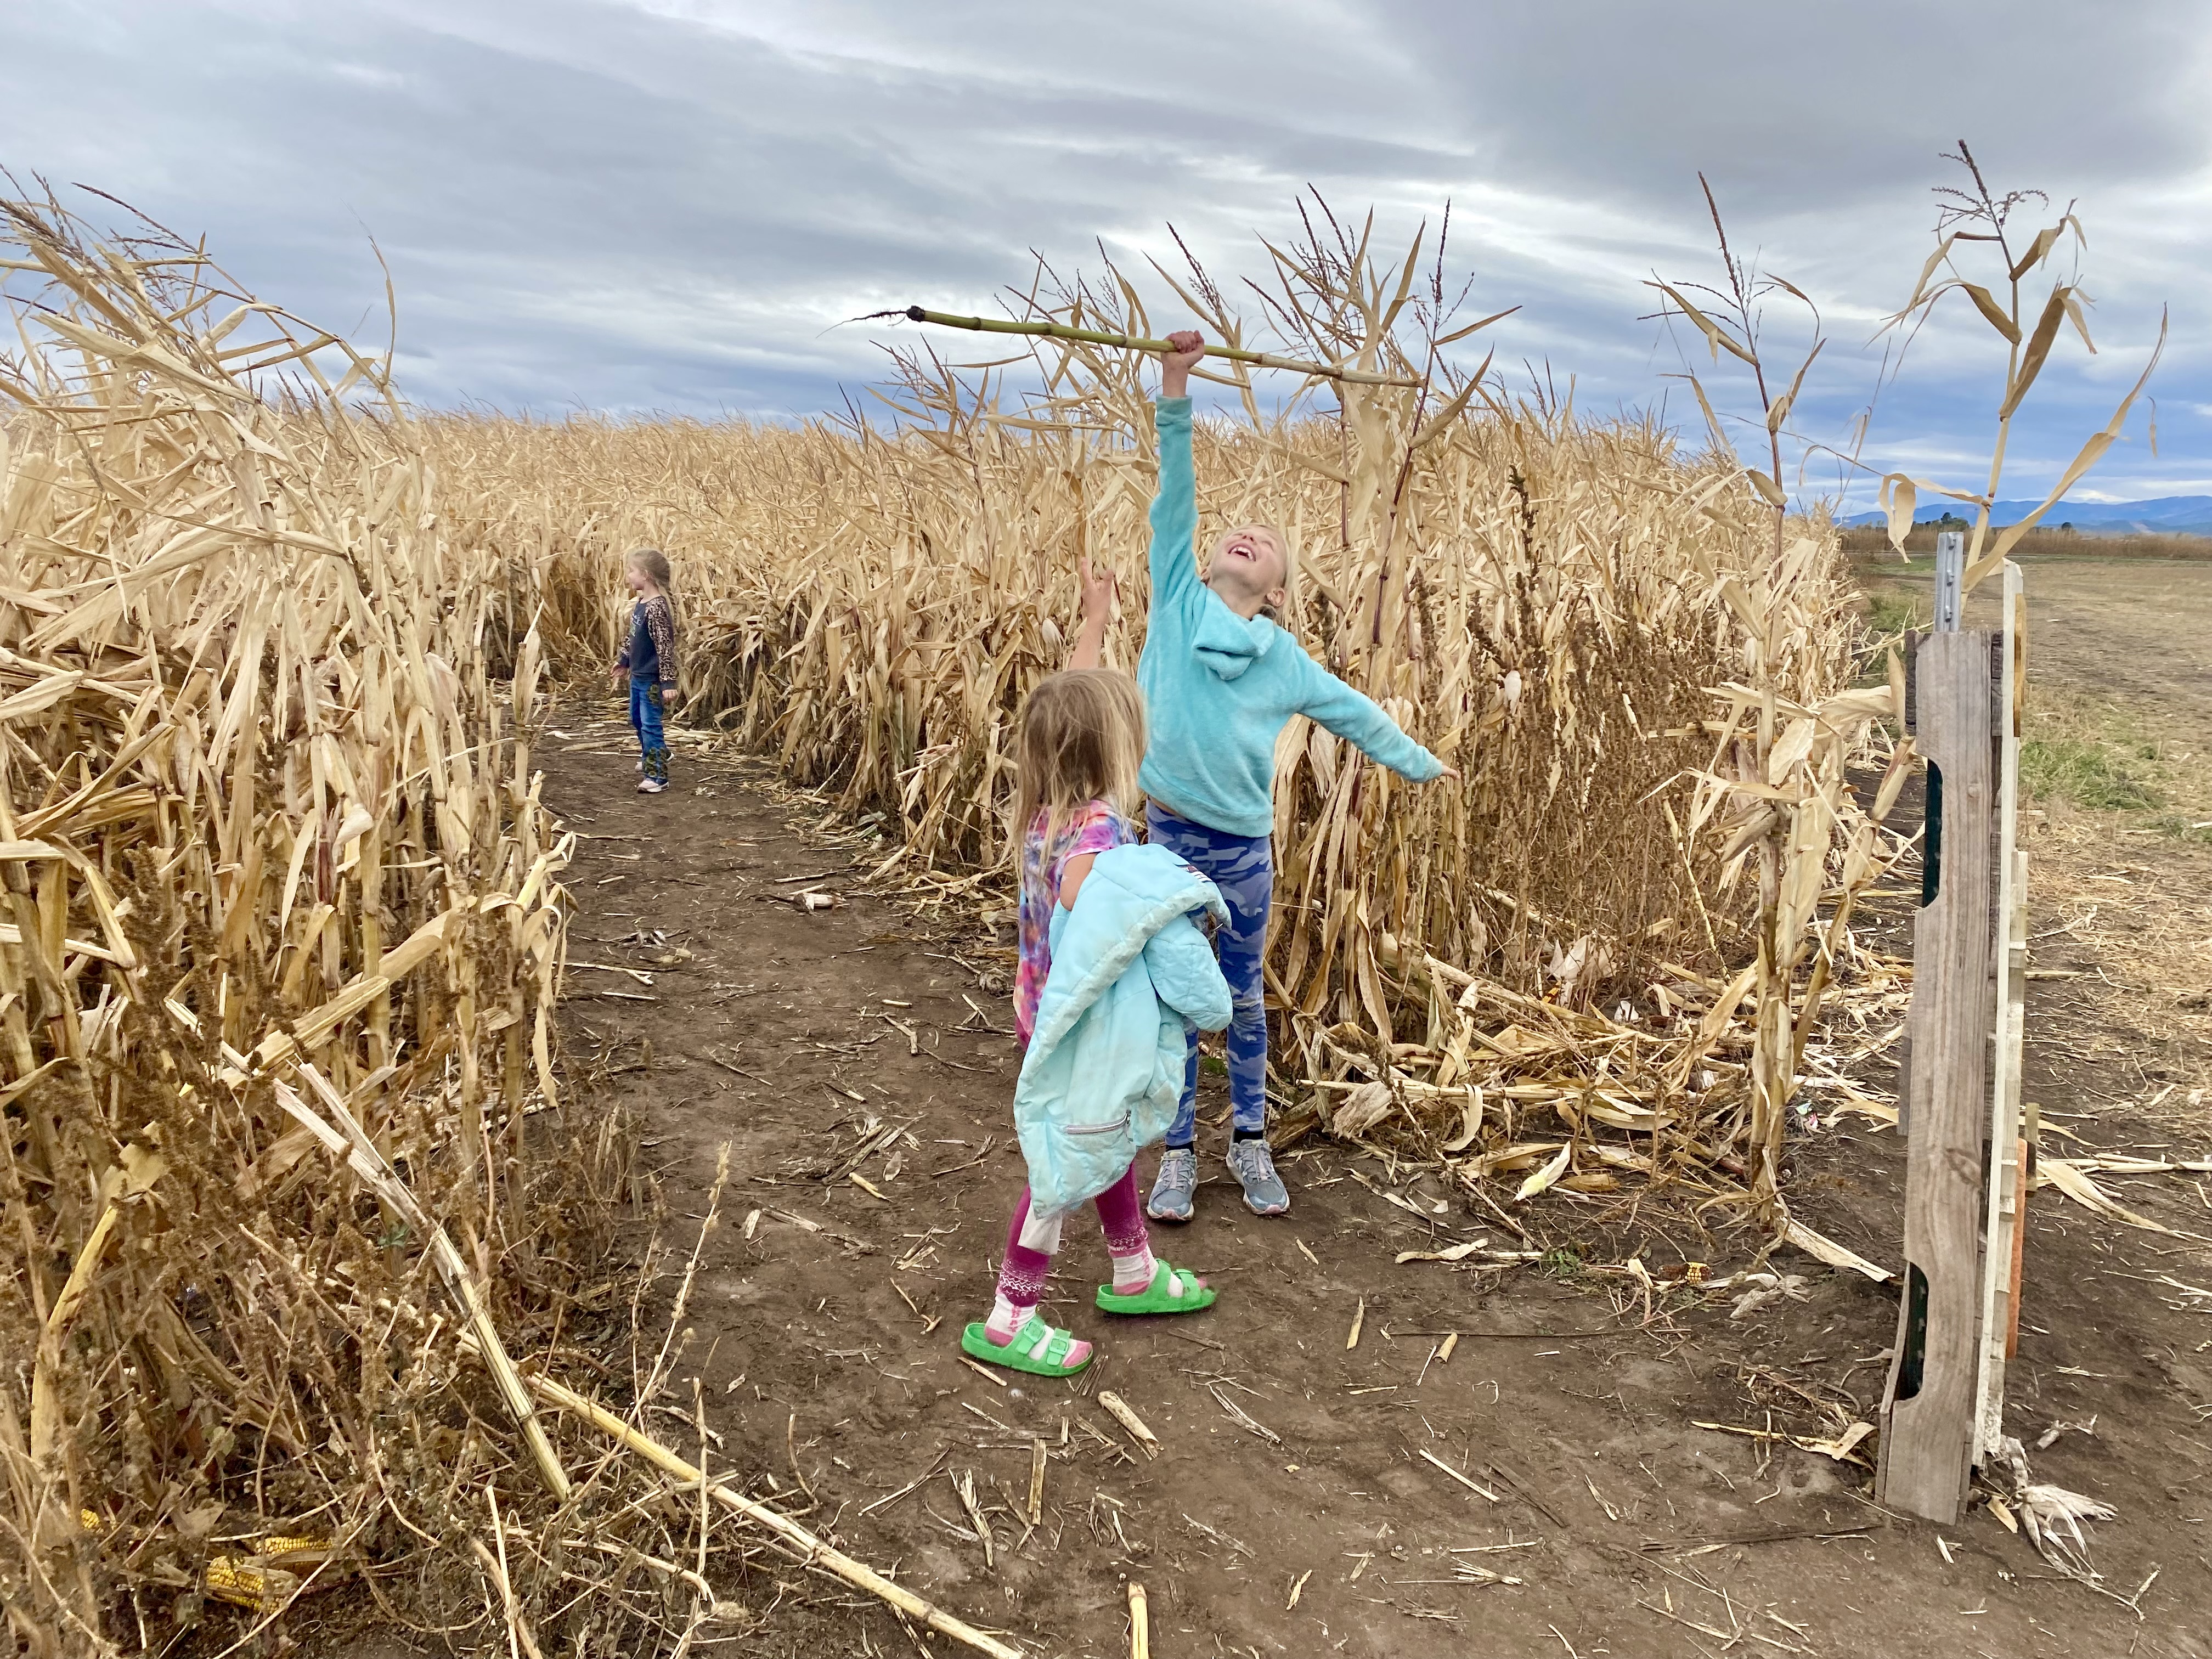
[3,0,2203,503]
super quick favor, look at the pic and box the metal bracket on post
[1934,531,1965,631]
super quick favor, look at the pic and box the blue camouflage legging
[1147,802,1272,1143]
[629,677,669,784]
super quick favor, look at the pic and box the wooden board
[1877,628,1994,1523]
[1973,562,2030,1461]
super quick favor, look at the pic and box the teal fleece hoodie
[1136,397,1443,837]
[1015,843,1232,1216]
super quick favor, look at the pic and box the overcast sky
[4,1,2208,508]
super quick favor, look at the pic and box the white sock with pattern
[1109,1246,1161,1296]
[986,1293,1031,1343]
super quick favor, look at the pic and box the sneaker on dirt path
[1226,1138,1290,1216]
[637,777,669,794]
[1147,1146,1197,1223]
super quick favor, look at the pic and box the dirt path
[540,680,2212,1658]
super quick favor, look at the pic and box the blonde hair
[1011,669,1146,855]
[625,545,673,590]
[1256,521,1297,624]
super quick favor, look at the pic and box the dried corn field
[2,191,1910,1652]
[0,200,901,1657]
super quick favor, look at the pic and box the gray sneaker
[1226,1138,1290,1216]
[1147,1146,1197,1223]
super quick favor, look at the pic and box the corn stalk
[0,192,630,1655]
[1658,153,2160,1222]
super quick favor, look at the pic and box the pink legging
[996,1166,1147,1311]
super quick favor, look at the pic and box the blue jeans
[1147,803,1272,1144]
[629,678,668,783]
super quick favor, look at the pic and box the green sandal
[1094,1260,1216,1316]
[960,1315,1093,1378]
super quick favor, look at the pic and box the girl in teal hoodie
[1139,331,1459,1223]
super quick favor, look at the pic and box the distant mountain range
[1841,495,2212,538]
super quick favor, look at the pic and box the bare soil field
[1858,554,2212,1124]
[319,555,2209,1658]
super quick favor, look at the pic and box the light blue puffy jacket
[1015,843,1233,1216]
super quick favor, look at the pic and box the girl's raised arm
[1147,332,1207,612]
[1069,556,1116,670]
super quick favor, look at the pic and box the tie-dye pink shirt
[1013,800,1135,1046]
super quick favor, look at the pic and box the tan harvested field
[1841,525,2212,563]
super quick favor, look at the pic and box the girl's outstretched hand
[1070,555,1116,670]
[1079,555,1117,627]
[1433,763,1462,782]
[1160,330,1205,398]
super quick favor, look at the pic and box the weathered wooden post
[1877,532,1999,1523]
[1973,561,2031,1459]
